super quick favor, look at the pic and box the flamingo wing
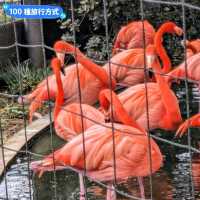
[31,123,163,182]
[55,103,104,141]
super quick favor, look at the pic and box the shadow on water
[0,82,200,200]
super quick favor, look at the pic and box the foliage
[0,100,27,119]
[0,59,51,95]
[84,35,112,61]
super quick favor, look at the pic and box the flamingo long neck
[152,60,166,84]
[154,25,172,73]
[52,64,64,120]
[99,89,145,134]
[58,42,116,89]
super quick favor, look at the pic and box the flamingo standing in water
[176,113,200,137]
[112,20,155,55]
[22,42,116,122]
[104,23,183,131]
[31,88,163,200]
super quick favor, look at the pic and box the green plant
[0,59,51,95]
[3,103,27,119]
[84,35,112,61]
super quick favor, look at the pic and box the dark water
[0,84,200,200]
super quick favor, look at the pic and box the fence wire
[12,6,32,200]
[70,0,88,199]
[0,0,200,200]
[181,0,195,198]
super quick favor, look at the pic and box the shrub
[0,59,51,95]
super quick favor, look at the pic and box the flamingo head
[146,45,157,64]
[51,57,65,76]
[174,25,183,36]
[53,41,67,66]
[145,45,157,79]
[158,22,183,36]
[145,45,162,80]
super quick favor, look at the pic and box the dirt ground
[0,96,49,142]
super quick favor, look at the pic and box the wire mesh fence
[0,0,200,200]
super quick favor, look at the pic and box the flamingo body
[112,20,155,55]
[114,83,182,131]
[104,48,152,87]
[31,123,163,181]
[55,103,104,141]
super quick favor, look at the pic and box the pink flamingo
[112,20,155,55]
[176,113,200,137]
[31,88,163,200]
[22,42,116,122]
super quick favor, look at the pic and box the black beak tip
[61,67,65,76]
[148,70,154,79]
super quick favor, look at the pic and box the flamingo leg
[137,177,145,200]
[79,173,86,200]
[106,184,116,200]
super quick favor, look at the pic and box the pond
[0,83,200,200]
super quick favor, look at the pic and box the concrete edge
[0,114,51,177]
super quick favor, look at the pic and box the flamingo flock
[20,20,200,200]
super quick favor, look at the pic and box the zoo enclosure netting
[0,0,200,200]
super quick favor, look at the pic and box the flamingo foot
[79,173,86,200]
[106,184,116,200]
[138,177,145,200]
